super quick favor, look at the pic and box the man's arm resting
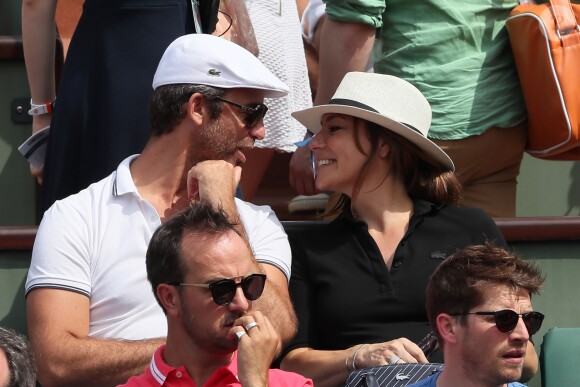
[187,161,297,347]
[27,288,164,387]
[254,264,297,353]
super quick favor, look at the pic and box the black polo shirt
[283,200,506,362]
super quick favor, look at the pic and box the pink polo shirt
[119,345,312,387]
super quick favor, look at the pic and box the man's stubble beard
[193,116,248,165]
[180,302,243,355]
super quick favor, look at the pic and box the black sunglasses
[215,96,268,129]
[170,273,266,306]
[451,309,545,335]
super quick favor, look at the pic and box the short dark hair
[148,84,225,136]
[0,326,36,387]
[146,202,243,313]
[426,243,544,343]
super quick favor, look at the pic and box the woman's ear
[378,137,391,158]
[157,284,181,317]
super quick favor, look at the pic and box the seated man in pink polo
[120,202,312,387]
[409,243,544,387]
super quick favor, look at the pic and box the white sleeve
[25,198,92,297]
[235,199,291,282]
[301,0,326,43]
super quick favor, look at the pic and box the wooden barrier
[0,226,37,250]
[1,217,580,251]
[494,217,580,241]
[0,35,64,76]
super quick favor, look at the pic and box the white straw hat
[152,34,289,98]
[292,72,454,171]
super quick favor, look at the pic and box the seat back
[540,327,580,387]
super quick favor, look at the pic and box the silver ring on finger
[389,354,401,365]
[245,321,258,331]
[235,330,247,341]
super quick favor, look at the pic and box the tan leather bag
[506,0,580,159]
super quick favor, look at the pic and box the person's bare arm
[22,0,58,182]
[313,18,376,105]
[254,264,297,353]
[27,289,164,387]
[188,160,297,350]
[282,347,354,387]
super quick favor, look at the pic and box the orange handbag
[506,0,580,160]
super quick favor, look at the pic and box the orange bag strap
[549,0,580,38]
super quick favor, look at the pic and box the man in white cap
[120,201,312,387]
[25,34,296,386]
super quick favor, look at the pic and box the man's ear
[187,93,206,127]
[436,313,459,345]
[157,284,181,317]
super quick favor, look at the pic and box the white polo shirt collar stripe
[112,154,140,197]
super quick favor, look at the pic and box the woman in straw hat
[278,72,534,385]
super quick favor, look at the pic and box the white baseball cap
[152,34,289,98]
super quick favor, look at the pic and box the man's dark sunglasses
[170,273,266,306]
[215,96,268,129]
[451,309,545,335]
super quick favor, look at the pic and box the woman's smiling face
[309,114,374,195]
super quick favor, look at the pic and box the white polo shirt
[26,155,291,340]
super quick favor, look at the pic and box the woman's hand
[354,338,429,368]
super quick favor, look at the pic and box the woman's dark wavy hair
[148,84,225,136]
[327,119,462,216]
